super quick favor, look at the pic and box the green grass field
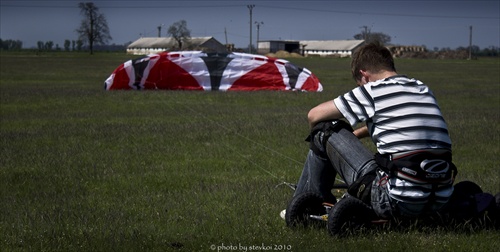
[1,51,499,251]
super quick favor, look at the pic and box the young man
[286,42,456,219]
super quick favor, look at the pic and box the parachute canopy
[104,51,323,92]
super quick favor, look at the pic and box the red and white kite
[104,51,323,92]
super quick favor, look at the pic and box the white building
[257,39,365,57]
[299,40,365,57]
[126,37,228,55]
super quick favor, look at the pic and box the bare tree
[37,41,44,51]
[64,40,71,51]
[167,20,191,50]
[76,2,112,54]
[44,41,54,51]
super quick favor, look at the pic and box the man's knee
[306,120,354,157]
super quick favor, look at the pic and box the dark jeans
[294,125,378,203]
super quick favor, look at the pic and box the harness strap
[390,149,451,160]
[375,150,457,185]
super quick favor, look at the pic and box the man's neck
[368,71,398,82]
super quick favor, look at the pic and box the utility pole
[468,25,473,60]
[255,21,263,53]
[360,25,369,41]
[247,5,255,54]
[224,27,228,45]
[157,24,164,37]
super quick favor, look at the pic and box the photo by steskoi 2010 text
[210,243,292,251]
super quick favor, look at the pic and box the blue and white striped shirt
[334,75,451,154]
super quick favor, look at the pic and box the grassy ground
[0,51,499,251]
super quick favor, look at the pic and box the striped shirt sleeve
[334,85,375,126]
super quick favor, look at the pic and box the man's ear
[359,70,369,84]
[360,69,369,77]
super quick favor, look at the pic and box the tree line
[35,40,84,51]
[0,38,127,52]
[2,27,497,56]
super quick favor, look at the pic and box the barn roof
[128,37,215,48]
[299,40,365,51]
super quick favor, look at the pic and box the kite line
[169,101,297,180]
[164,100,345,186]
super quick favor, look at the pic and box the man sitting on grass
[283,42,456,219]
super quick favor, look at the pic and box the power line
[0,4,246,9]
[0,4,77,9]
[257,4,500,20]
[1,3,498,20]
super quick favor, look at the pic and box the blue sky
[1,0,499,50]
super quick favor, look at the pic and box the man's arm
[308,100,368,139]
[307,100,344,129]
[353,125,369,139]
